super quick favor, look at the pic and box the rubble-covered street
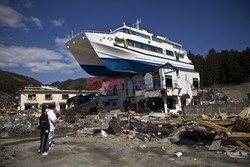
[1,106,250,167]
[1,134,250,167]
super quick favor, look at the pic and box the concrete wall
[184,103,247,116]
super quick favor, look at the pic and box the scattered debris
[175,152,182,157]
[167,126,186,143]
[208,133,224,151]
[101,130,108,138]
[225,150,248,158]
[1,98,250,161]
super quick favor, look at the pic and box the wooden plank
[219,112,228,120]
[235,141,250,152]
[233,118,250,133]
[197,119,232,133]
[238,107,250,118]
[209,119,235,126]
[150,120,182,125]
[226,132,250,141]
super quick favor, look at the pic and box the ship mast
[135,18,142,30]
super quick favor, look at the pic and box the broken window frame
[62,94,69,100]
[104,102,110,106]
[152,74,161,89]
[27,94,36,101]
[165,75,173,88]
[193,78,199,89]
[45,94,53,100]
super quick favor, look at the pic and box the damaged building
[19,86,97,111]
[97,67,200,113]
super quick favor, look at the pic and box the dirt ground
[0,134,249,167]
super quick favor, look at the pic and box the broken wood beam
[150,120,182,125]
[209,119,235,126]
[226,132,250,141]
[219,112,228,120]
[197,119,232,133]
[235,141,250,152]
[233,118,250,133]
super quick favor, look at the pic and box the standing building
[19,86,96,111]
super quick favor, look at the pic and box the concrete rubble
[1,104,250,161]
[71,106,250,159]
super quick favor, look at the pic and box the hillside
[50,78,88,90]
[211,82,250,100]
[0,70,42,95]
[188,47,250,87]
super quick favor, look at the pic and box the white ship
[66,19,194,76]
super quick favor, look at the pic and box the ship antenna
[135,18,142,30]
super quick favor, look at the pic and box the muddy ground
[0,134,249,167]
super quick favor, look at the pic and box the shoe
[38,149,40,153]
[42,152,48,156]
[51,143,55,147]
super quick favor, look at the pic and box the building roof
[20,86,97,94]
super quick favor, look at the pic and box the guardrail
[72,30,109,38]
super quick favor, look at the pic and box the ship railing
[72,30,109,38]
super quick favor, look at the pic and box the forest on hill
[188,47,250,88]
[0,70,42,95]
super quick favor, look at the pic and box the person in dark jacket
[38,107,50,155]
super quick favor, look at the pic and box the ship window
[166,50,174,56]
[175,51,184,61]
[152,36,167,43]
[127,39,162,54]
[117,28,150,39]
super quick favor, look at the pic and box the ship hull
[87,34,194,73]
[67,32,194,76]
[66,33,124,76]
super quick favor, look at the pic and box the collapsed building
[97,67,200,113]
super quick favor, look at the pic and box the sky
[0,0,249,84]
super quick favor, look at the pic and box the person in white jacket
[46,108,57,149]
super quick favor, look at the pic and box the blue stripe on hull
[100,58,193,73]
[80,59,194,76]
[100,58,159,73]
[80,65,125,76]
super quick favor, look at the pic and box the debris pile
[74,106,250,159]
[0,108,40,138]
[197,88,248,104]
[1,101,249,159]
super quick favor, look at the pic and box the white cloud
[55,35,70,49]
[0,3,43,30]
[0,3,28,30]
[0,35,81,74]
[51,18,65,27]
[30,17,42,29]
[54,35,81,69]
